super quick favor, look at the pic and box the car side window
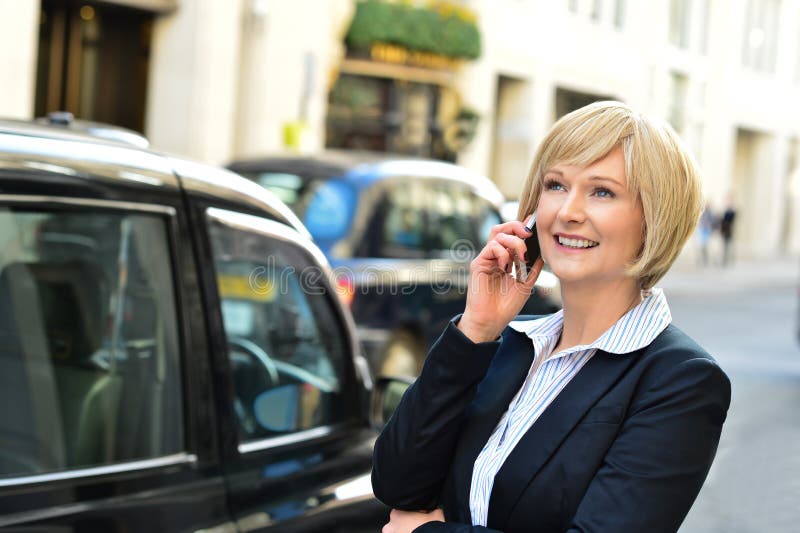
[206,211,350,442]
[0,208,183,479]
[474,195,503,246]
[378,179,427,259]
[426,182,479,255]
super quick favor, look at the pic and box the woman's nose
[557,191,586,224]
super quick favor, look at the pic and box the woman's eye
[544,179,565,191]
[595,187,615,198]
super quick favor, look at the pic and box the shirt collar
[508,288,672,356]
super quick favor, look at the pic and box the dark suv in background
[228,152,561,378]
[0,119,392,531]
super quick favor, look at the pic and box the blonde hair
[517,101,703,290]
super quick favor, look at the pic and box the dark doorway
[554,87,615,120]
[35,0,153,133]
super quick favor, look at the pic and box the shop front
[326,1,482,161]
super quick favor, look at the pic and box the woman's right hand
[458,220,544,343]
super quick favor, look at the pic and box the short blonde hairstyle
[517,101,703,290]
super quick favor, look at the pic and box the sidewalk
[659,256,799,296]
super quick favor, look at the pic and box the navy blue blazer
[372,316,731,533]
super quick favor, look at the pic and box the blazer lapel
[448,329,535,522]
[486,348,642,531]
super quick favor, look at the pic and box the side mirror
[253,384,301,433]
[370,375,414,430]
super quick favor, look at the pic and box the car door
[199,206,386,532]
[0,192,232,531]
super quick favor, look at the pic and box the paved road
[660,262,800,533]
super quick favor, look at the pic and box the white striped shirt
[469,288,672,526]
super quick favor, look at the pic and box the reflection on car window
[476,197,502,246]
[207,213,350,442]
[426,182,477,253]
[379,179,427,258]
[0,209,183,479]
[254,173,304,207]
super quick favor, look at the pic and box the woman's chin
[548,264,593,284]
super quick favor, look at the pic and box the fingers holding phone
[459,214,543,342]
[513,214,542,283]
[477,214,541,282]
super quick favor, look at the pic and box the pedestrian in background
[719,196,737,267]
[372,101,731,533]
[697,201,714,266]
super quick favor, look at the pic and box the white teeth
[558,236,598,248]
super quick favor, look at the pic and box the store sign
[370,43,460,70]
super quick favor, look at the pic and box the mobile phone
[514,213,541,283]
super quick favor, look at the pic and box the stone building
[1,0,798,257]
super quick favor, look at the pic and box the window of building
[555,88,615,120]
[591,0,603,21]
[697,0,711,53]
[208,212,352,442]
[669,0,691,48]
[741,0,781,73]
[35,0,153,132]
[669,72,689,133]
[695,80,707,109]
[567,0,580,14]
[613,0,627,29]
[0,209,183,478]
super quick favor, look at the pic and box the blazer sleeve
[566,356,731,533]
[413,522,501,533]
[372,317,501,510]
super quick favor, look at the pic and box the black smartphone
[514,213,541,283]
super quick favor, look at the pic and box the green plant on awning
[345,0,482,60]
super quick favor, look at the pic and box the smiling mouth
[556,235,599,249]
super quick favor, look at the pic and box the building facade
[1,0,798,258]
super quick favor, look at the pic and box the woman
[372,101,731,533]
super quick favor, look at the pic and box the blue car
[229,152,561,378]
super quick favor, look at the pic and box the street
[661,261,800,533]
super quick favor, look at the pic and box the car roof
[228,149,408,179]
[230,148,402,166]
[0,119,307,236]
[228,150,505,207]
[0,118,151,149]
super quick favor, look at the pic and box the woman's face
[535,145,644,288]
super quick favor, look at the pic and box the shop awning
[339,59,455,87]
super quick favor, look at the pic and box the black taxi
[0,118,391,531]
